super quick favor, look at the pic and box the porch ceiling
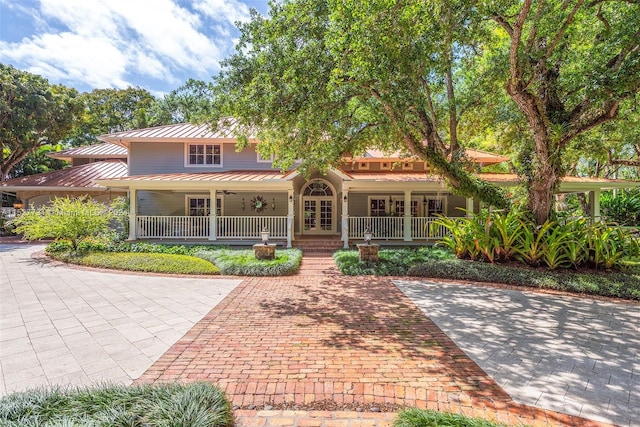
[96,170,293,191]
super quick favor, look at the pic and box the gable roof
[47,143,127,161]
[0,160,128,191]
[98,120,256,146]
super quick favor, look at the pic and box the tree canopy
[0,64,81,181]
[213,0,640,223]
[213,0,509,208]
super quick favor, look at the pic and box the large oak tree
[0,64,81,181]
[213,0,510,208]
[489,0,640,223]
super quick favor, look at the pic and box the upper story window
[186,144,222,167]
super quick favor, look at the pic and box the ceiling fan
[221,190,237,195]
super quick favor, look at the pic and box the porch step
[291,239,344,253]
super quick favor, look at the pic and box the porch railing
[348,216,404,239]
[349,216,449,240]
[137,215,210,239]
[135,215,288,239]
[217,216,287,239]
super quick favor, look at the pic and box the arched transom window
[303,180,333,197]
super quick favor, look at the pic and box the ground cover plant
[394,408,507,427]
[333,247,454,276]
[334,246,640,300]
[194,248,302,276]
[0,382,233,427]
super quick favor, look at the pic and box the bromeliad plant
[432,210,639,270]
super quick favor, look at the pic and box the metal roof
[348,148,510,165]
[98,119,257,145]
[0,160,128,190]
[47,143,127,161]
[99,170,286,183]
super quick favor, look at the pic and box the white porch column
[466,197,474,217]
[589,189,601,222]
[209,189,217,241]
[128,188,137,241]
[404,190,412,241]
[341,190,349,248]
[287,189,294,248]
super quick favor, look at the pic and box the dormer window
[358,162,369,170]
[380,162,391,170]
[186,143,222,167]
[402,162,413,170]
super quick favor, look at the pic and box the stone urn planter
[356,243,380,263]
[253,243,277,260]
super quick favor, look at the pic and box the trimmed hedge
[54,251,220,275]
[0,382,232,426]
[408,259,640,300]
[194,248,302,276]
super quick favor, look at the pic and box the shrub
[194,248,302,276]
[433,210,639,270]
[0,382,233,426]
[53,251,220,275]
[601,189,640,226]
[11,197,113,251]
[395,407,507,427]
[407,259,640,300]
[334,247,454,276]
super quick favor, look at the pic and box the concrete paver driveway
[0,244,240,396]
[395,279,640,427]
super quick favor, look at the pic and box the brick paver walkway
[137,255,610,427]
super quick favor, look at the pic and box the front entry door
[303,198,333,233]
[301,180,335,235]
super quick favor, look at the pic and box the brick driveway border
[137,258,610,427]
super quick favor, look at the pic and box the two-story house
[3,121,637,248]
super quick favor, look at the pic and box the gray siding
[137,191,186,216]
[129,142,277,175]
[447,195,467,217]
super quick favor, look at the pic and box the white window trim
[380,162,391,170]
[401,161,413,170]
[256,152,274,163]
[185,195,223,216]
[367,195,390,216]
[184,143,223,168]
[357,162,370,170]
[391,196,422,216]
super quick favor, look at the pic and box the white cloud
[193,0,252,25]
[0,0,246,91]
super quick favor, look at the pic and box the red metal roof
[98,119,256,144]
[347,148,510,165]
[100,170,285,183]
[48,143,127,161]
[0,160,127,189]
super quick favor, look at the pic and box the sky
[0,0,270,96]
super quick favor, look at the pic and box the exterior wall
[72,158,91,166]
[447,195,468,217]
[129,142,277,175]
[137,191,290,217]
[341,161,428,173]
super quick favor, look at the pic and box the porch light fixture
[241,198,245,210]
[343,194,347,202]
[363,227,373,245]
[13,200,24,209]
[261,227,270,245]
[289,195,293,202]
[423,196,428,206]
[272,198,276,210]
